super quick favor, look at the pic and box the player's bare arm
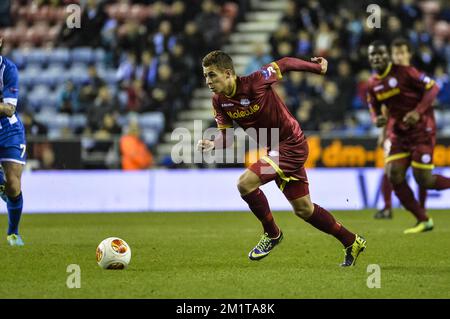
[0,103,16,117]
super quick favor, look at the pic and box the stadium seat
[71,47,95,64]
[138,112,165,133]
[20,64,42,87]
[141,128,159,146]
[70,114,88,130]
[69,63,89,85]
[28,85,53,111]
[94,48,106,63]
[48,48,71,65]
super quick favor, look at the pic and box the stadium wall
[19,168,450,213]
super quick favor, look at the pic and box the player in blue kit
[0,38,26,246]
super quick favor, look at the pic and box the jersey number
[20,144,26,158]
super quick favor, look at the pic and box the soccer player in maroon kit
[198,50,366,266]
[374,38,428,219]
[367,41,450,233]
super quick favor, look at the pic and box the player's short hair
[391,38,412,52]
[202,50,235,74]
[369,40,388,49]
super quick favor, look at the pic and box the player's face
[203,65,232,95]
[391,45,411,66]
[368,45,390,73]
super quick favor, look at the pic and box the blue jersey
[0,56,26,164]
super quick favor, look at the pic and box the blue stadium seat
[141,128,159,146]
[26,48,49,65]
[49,48,71,65]
[71,47,95,64]
[94,48,106,63]
[435,110,444,129]
[46,113,71,129]
[70,114,87,130]
[69,63,89,85]
[10,49,27,69]
[98,68,119,85]
[354,110,372,129]
[137,112,165,133]
[28,85,53,110]
[20,64,42,87]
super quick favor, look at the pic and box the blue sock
[7,193,23,235]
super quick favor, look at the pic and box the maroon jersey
[367,63,438,141]
[213,58,321,148]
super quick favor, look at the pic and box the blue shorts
[0,132,27,165]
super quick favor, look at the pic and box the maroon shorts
[248,138,309,201]
[386,133,435,170]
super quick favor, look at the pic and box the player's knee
[237,172,260,195]
[5,176,21,197]
[293,202,314,219]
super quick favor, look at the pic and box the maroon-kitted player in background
[198,50,367,267]
[374,38,428,219]
[367,41,450,234]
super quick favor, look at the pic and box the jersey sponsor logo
[388,77,398,88]
[226,104,260,119]
[240,98,250,106]
[373,85,384,92]
[221,103,234,107]
[375,88,401,101]
[421,154,431,164]
[9,87,18,93]
[261,66,276,80]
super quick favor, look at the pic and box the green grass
[1,210,449,299]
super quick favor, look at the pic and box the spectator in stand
[57,80,80,114]
[125,79,150,113]
[295,31,313,57]
[79,65,106,106]
[313,80,347,132]
[116,52,138,84]
[149,64,178,128]
[117,20,146,59]
[269,23,294,60]
[195,0,224,52]
[137,50,159,90]
[178,21,206,84]
[86,85,118,132]
[244,43,272,75]
[151,20,177,57]
[435,65,450,107]
[21,111,48,137]
[57,0,108,48]
[0,0,12,27]
[120,121,154,170]
[93,112,122,139]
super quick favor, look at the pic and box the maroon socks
[393,181,428,222]
[305,204,356,248]
[241,189,280,238]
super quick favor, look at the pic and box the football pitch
[1,210,449,299]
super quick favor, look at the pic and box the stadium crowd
[0,0,449,168]
[0,0,241,166]
[265,0,450,135]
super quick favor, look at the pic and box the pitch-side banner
[20,168,450,213]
